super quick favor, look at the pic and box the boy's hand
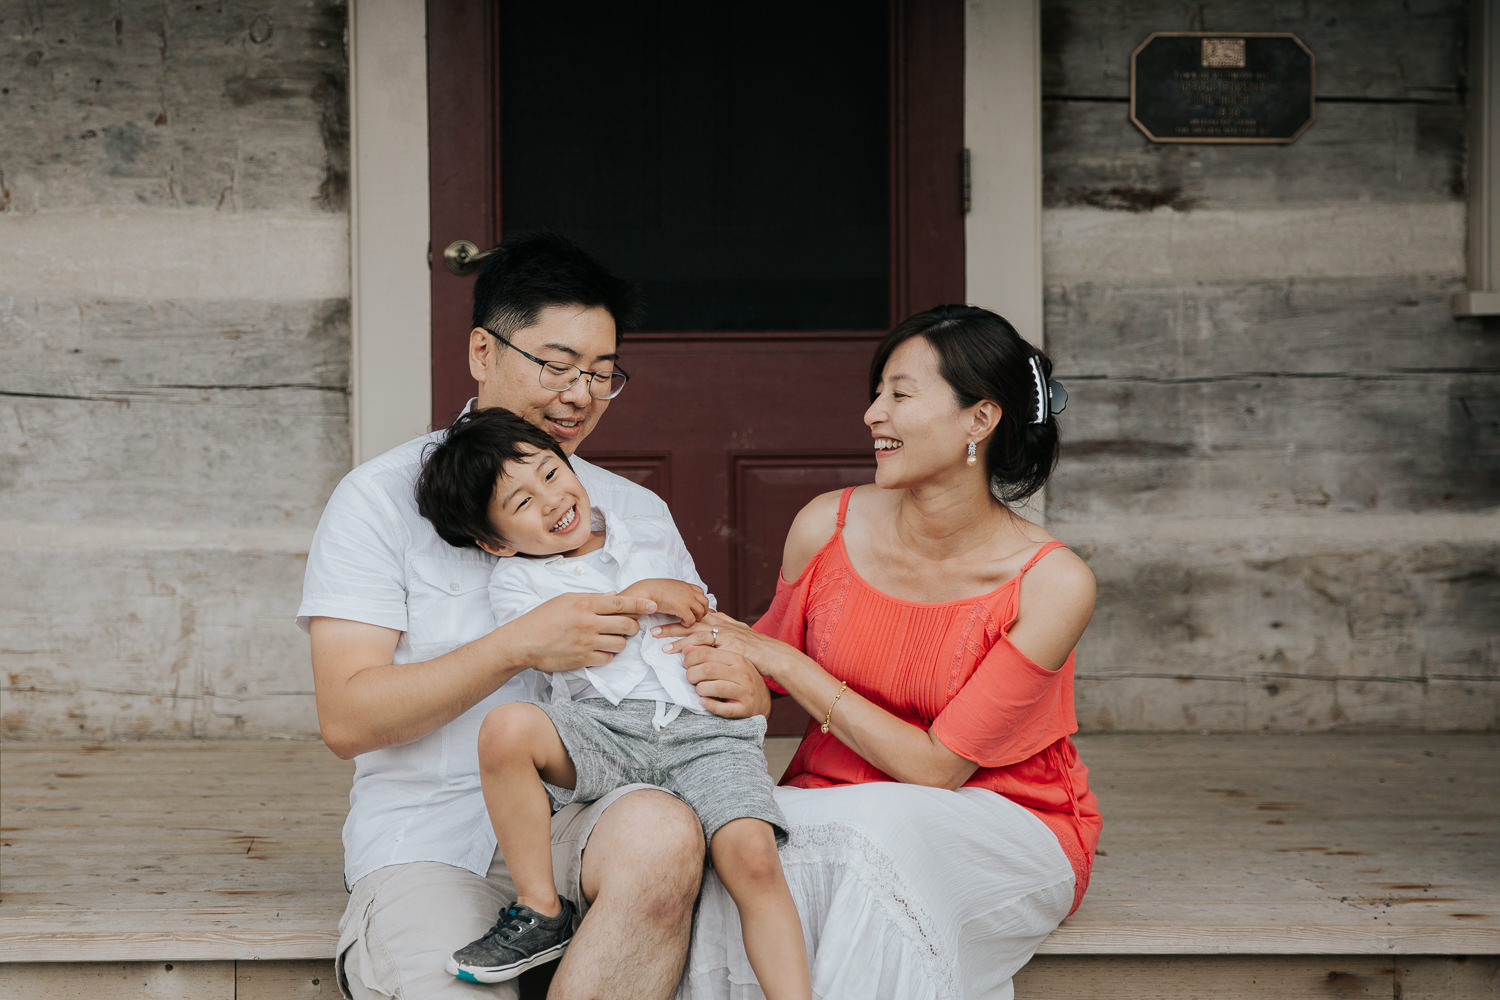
[621,579,710,627]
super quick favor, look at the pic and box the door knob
[442,239,494,276]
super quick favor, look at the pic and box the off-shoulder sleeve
[929,634,1075,768]
[751,571,813,695]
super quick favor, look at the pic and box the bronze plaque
[1130,32,1315,144]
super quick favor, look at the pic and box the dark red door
[428,1,964,731]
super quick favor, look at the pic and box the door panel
[428,2,963,735]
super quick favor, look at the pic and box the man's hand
[514,591,660,671]
[620,579,710,627]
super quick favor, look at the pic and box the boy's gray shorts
[537,698,787,845]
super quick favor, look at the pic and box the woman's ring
[710,628,720,647]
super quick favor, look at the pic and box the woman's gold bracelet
[820,680,848,735]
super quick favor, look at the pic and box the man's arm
[311,592,659,758]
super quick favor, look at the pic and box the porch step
[2,734,1496,999]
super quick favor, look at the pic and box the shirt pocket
[404,552,495,655]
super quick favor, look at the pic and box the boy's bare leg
[477,703,577,916]
[548,788,705,999]
[710,818,811,1000]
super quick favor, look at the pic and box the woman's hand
[656,611,784,680]
[661,612,978,789]
[655,611,790,717]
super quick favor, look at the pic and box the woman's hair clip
[1046,378,1068,417]
[1027,356,1068,425]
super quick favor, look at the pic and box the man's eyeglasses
[485,329,630,400]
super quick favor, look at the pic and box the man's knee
[609,788,705,867]
[581,789,704,920]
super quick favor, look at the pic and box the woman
[663,304,1101,1000]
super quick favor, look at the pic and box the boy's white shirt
[487,504,715,713]
[297,414,697,885]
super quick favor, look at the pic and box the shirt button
[449,582,461,592]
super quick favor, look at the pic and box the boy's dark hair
[471,231,643,344]
[416,408,572,550]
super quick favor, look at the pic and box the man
[299,233,769,999]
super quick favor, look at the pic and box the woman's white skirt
[678,783,1077,1000]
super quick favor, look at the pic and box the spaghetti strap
[1017,539,1068,577]
[835,486,856,529]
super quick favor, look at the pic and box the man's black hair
[471,231,643,344]
[416,407,572,550]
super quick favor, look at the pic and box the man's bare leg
[548,788,705,1000]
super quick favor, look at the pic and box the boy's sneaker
[446,898,578,984]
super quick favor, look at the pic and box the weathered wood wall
[0,1,349,738]
[1041,0,1500,730]
[1,2,1493,739]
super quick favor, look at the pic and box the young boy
[415,407,810,999]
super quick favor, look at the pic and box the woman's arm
[1007,547,1097,672]
[674,619,978,788]
[666,496,1099,788]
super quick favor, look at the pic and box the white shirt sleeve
[297,472,412,633]
[614,516,715,610]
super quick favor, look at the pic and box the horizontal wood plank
[1,548,322,740]
[234,960,340,999]
[0,391,347,528]
[1048,374,1500,516]
[1041,0,1465,101]
[1043,100,1465,211]
[1059,535,1500,732]
[3,297,349,402]
[2,735,1496,965]
[1016,955,1500,999]
[1044,277,1500,378]
[0,961,235,1000]
[0,0,347,213]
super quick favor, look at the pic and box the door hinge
[961,148,971,215]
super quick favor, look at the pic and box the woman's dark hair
[868,304,1060,505]
[471,231,643,344]
[416,408,571,550]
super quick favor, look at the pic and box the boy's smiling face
[476,447,596,559]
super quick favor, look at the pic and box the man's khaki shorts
[335,783,652,1000]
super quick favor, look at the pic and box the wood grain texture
[1015,955,1500,999]
[2,735,1496,966]
[1,297,349,527]
[234,960,340,998]
[1031,0,1494,735]
[1045,277,1500,377]
[0,0,353,740]
[4,297,349,399]
[1044,733,1500,955]
[1,547,317,740]
[1044,99,1466,211]
[0,962,235,1000]
[1043,202,1466,283]
[1040,0,1465,101]
[1049,372,1499,516]
[1064,531,1498,731]
[0,0,348,214]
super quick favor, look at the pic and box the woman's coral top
[755,488,1102,913]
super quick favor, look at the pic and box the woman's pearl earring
[966,441,977,466]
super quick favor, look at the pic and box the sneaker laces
[487,905,539,944]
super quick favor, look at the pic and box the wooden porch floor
[2,734,1497,998]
